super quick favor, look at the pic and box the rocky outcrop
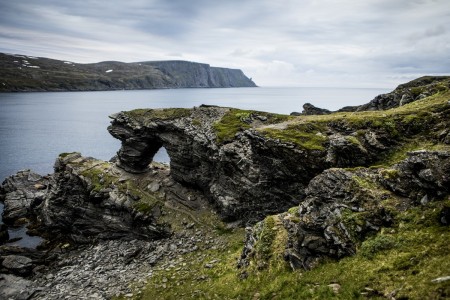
[339,76,450,112]
[108,107,327,222]
[290,103,331,116]
[108,90,450,222]
[0,53,256,92]
[239,150,450,270]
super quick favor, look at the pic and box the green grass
[213,109,291,144]
[123,198,450,300]
[260,126,327,150]
[374,139,450,167]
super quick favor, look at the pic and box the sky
[0,0,449,88]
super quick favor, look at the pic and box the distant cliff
[0,53,257,92]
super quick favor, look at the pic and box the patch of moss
[359,234,397,259]
[260,123,327,150]
[254,216,277,268]
[80,163,117,193]
[213,109,291,144]
[374,139,450,167]
[213,109,252,143]
[59,152,77,158]
[125,108,191,120]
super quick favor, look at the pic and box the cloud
[0,0,449,87]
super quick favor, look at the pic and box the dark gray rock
[2,255,33,276]
[0,224,8,243]
[301,103,331,115]
[0,170,48,224]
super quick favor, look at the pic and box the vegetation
[123,198,449,300]
[213,109,291,143]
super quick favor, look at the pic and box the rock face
[108,107,328,222]
[0,53,257,92]
[239,151,450,270]
[108,88,449,222]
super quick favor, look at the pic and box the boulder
[2,255,33,276]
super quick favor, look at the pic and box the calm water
[0,87,389,180]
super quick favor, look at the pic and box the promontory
[0,53,257,92]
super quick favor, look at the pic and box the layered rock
[0,170,48,224]
[239,151,450,270]
[108,88,449,222]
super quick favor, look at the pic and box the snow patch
[64,61,73,64]
[27,65,40,68]
[105,69,113,73]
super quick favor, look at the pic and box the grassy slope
[116,90,450,300]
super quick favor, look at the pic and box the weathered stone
[0,170,48,223]
[2,255,33,276]
[0,274,36,300]
[240,151,450,270]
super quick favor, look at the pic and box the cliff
[1,77,449,299]
[0,53,257,92]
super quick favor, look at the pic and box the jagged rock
[240,151,450,270]
[0,170,48,223]
[37,153,170,241]
[108,107,325,222]
[301,103,331,115]
[2,255,33,276]
[337,76,450,112]
[380,151,450,202]
[0,274,36,300]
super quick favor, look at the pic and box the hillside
[0,53,257,92]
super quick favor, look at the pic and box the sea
[0,86,390,247]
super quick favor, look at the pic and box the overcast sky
[0,0,449,87]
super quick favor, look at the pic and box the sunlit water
[0,87,390,246]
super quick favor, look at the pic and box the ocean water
[0,86,389,180]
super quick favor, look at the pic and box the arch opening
[153,146,170,165]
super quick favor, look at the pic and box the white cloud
[0,0,449,88]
